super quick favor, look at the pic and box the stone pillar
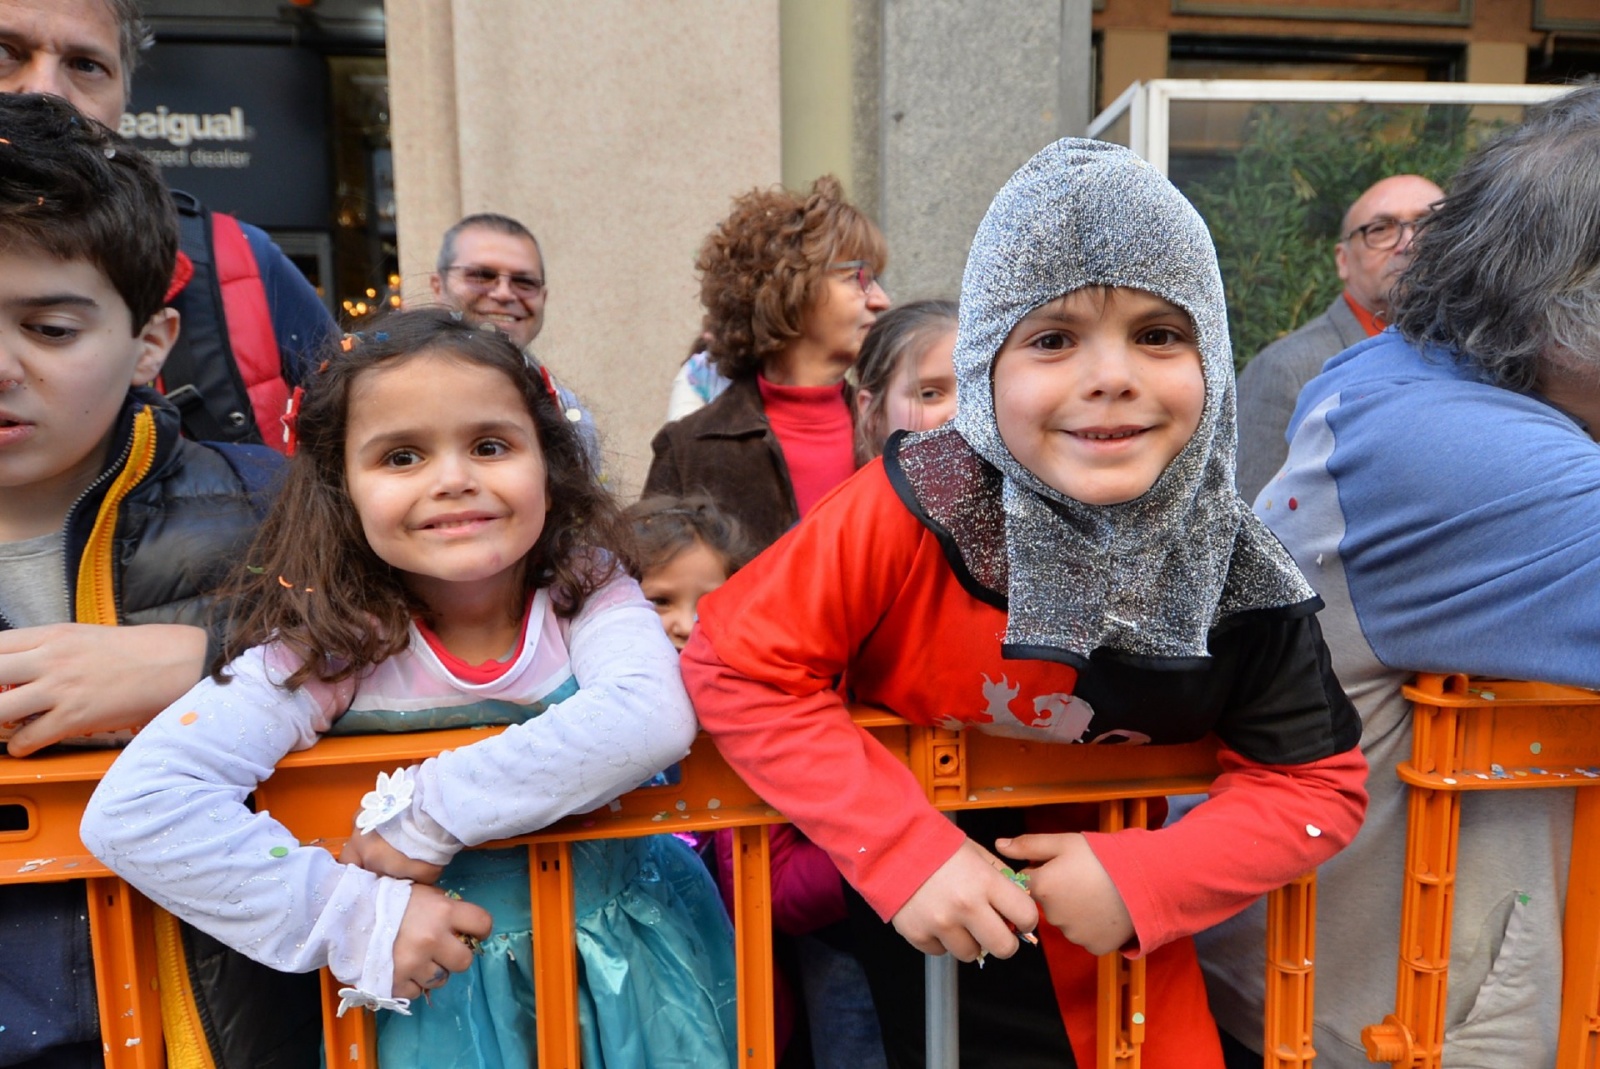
[864,0,1095,303]
[386,0,782,496]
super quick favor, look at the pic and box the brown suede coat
[644,375,799,553]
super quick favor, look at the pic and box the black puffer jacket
[0,389,319,1069]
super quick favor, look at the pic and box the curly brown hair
[213,308,633,690]
[697,175,887,380]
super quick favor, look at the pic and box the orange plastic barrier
[1361,674,1600,1069]
[0,712,1321,1069]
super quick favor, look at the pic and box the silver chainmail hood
[899,137,1314,665]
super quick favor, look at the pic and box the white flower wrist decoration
[355,767,415,835]
[336,987,412,1016]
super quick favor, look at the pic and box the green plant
[1178,103,1490,369]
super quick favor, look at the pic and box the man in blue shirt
[1201,83,1600,1069]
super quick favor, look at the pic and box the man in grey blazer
[1234,174,1442,500]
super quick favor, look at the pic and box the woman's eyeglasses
[828,260,879,293]
[445,265,546,297]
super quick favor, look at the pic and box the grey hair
[102,0,153,96]
[435,212,545,279]
[849,298,957,461]
[1391,80,1600,391]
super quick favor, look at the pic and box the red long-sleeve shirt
[683,457,1366,955]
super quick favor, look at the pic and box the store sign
[122,43,331,230]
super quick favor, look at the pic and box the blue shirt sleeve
[1324,370,1600,687]
[240,221,338,387]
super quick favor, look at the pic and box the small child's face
[882,328,958,438]
[641,540,729,652]
[343,349,549,615]
[0,250,173,530]
[991,287,1204,506]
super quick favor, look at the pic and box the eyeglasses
[445,265,546,297]
[1342,216,1426,252]
[828,260,879,293]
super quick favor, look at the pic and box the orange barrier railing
[1361,674,1600,1069]
[1,711,1320,1069]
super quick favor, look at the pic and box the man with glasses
[431,213,600,467]
[1234,174,1442,500]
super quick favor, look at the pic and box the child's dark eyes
[472,439,510,458]
[1032,331,1071,351]
[919,386,946,403]
[24,322,79,342]
[1137,326,1189,347]
[382,448,422,468]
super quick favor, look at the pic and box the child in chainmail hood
[685,139,1367,1066]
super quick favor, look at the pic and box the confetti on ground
[125,1038,140,1047]
[1531,742,1543,755]
[17,858,55,873]
[269,846,289,858]
[1442,778,1457,785]
[1305,824,1322,837]
[651,812,668,822]
[608,799,623,812]
[675,800,687,812]
[1131,1012,1146,1025]
[707,798,721,810]
[180,712,198,725]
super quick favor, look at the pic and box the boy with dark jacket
[0,94,312,1068]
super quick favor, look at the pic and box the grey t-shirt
[0,533,68,627]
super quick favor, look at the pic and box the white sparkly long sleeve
[80,646,412,997]
[375,574,697,864]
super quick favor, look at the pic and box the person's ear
[131,307,181,386]
[853,387,875,419]
[430,272,445,298]
[1334,240,1351,285]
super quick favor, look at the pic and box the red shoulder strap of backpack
[210,212,290,449]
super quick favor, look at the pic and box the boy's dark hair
[217,308,632,690]
[0,93,177,332]
[626,494,753,580]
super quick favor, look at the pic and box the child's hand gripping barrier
[1,711,1323,1069]
[1361,674,1600,1069]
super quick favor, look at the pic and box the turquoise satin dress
[375,840,738,1069]
[328,657,738,1068]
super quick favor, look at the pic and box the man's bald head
[1335,174,1444,320]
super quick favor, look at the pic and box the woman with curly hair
[644,175,889,553]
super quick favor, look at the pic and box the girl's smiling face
[990,287,1205,506]
[343,349,550,616]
